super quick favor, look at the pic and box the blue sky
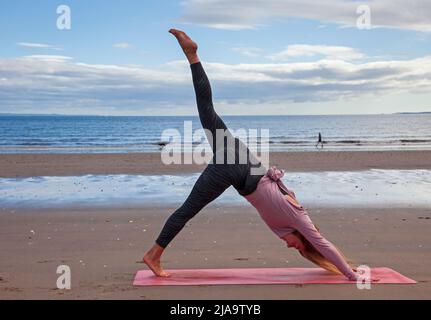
[0,0,430,115]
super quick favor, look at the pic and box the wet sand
[1,150,431,178]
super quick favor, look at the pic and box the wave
[3,137,431,154]
[270,138,431,145]
[16,142,53,146]
[269,140,308,145]
[281,140,308,144]
[400,139,431,143]
[335,140,362,144]
[152,141,206,147]
[271,139,361,145]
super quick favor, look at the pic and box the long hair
[293,225,355,275]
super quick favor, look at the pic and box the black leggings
[155,62,264,248]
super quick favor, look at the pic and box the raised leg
[169,28,229,154]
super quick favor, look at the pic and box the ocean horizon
[1,113,431,153]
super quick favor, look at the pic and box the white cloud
[232,47,263,57]
[23,55,73,61]
[269,45,366,61]
[113,43,134,49]
[17,42,63,51]
[1,54,431,114]
[180,0,431,32]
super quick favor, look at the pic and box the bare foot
[169,28,200,64]
[169,29,198,54]
[143,252,170,277]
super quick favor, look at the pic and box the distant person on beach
[143,29,374,282]
[315,132,324,149]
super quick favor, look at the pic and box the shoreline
[1,150,431,178]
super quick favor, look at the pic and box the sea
[1,114,430,208]
[1,114,431,153]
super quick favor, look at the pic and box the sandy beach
[2,150,431,178]
[0,206,429,300]
[0,151,430,300]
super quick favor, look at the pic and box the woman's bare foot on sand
[143,245,170,277]
[169,28,200,64]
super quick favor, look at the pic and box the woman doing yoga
[143,29,364,281]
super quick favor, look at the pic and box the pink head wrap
[266,166,285,182]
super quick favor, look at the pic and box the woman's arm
[293,211,358,281]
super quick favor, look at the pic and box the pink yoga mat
[133,267,416,286]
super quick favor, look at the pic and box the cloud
[232,47,263,57]
[17,42,63,51]
[23,55,73,61]
[1,53,431,114]
[180,0,431,32]
[113,43,134,49]
[269,45,366,61]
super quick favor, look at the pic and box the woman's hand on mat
[348,273,360,281]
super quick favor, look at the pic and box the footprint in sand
[37,260,54,264]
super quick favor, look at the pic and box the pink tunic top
[244,167,357,280]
